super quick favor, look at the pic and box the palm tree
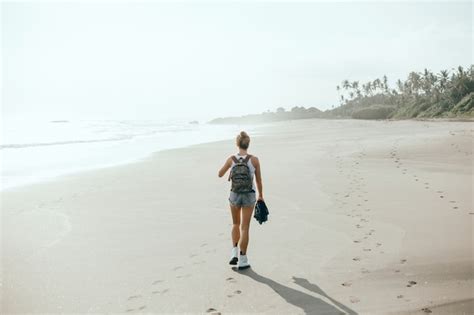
[421,68,434,96]
[383,75,389,94]
[407,72,421,96]
[342,80,351,91]
[372,78,382,94]
[396,79,404,93]
[363,82,372,96]
[351,81,361,98]
[439,70,449,92]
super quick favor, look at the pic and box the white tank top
[231,153,256,191]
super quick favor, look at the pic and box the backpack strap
[229,156,238,181]
[243,154,252,163]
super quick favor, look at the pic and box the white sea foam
[0,119,249,191]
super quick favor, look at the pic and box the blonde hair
[236,131,250,150]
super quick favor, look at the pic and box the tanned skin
[218,147,263,254]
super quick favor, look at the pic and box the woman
[218,131,263,269]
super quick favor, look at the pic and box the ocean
[0,119,247,191]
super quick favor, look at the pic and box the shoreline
[2,118,471,192]
[2,119,472,314]
[0,123,256,193]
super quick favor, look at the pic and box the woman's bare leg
[239,206,254,254]
[230,205,241,247]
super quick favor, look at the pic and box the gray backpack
[229,155,253,193]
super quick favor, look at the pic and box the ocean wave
[0,135,134,149]
[0,118,199,150]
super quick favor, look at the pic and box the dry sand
[1,119,473,314]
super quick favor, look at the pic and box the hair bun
[236,131,250,149]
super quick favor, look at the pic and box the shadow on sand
[233,268,357,315]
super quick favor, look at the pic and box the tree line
[332,65,473,119]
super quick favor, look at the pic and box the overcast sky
[2,1,472,122]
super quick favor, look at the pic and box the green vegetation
[329,65,474,119]
[209,65,473,124]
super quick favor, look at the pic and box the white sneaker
[238,254,250,270]
[229,246,239,265]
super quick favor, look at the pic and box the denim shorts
[229,191,256,207]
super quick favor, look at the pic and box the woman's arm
[218,157,232,178]
[253,156,264,200]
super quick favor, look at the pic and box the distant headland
[209,65,473,124]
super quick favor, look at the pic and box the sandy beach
[2,119,473,314]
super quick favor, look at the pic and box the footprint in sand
[189,254,198,258]
[206,307,221,315]
[407,280,417,287]
[352,257,361,261]
[226,277,236,283]
[400,259,407,264]
[341,281,352,287]
[173,266,183,271]
[192,260,206,265]
[397,295,404,299]
[421,307,433,313]
[152,280,163,285]
[138,306,146,311]
[200,243,208,247]
[152,288,169,295]
[128,295,142,300]
[349,296,360,304]
[126,309,134,312]
[361,268,370,274]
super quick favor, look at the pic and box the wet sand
[2,119,473,314]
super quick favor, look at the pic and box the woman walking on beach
[218,131,263,269]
